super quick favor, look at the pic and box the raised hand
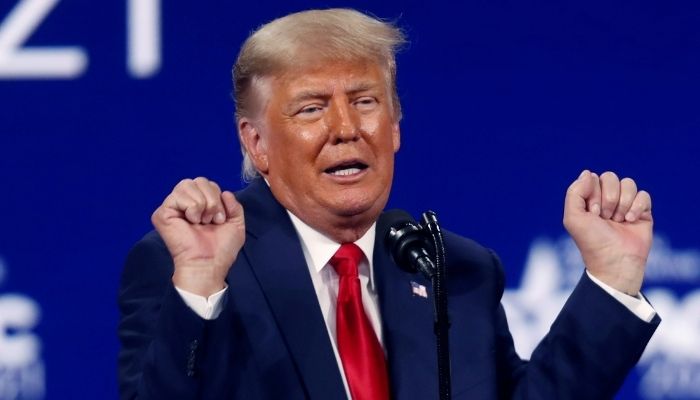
[563,170,653,295]
[151,177,245,296]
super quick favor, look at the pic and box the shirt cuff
[586,271,656,323]
[174,285,228,320]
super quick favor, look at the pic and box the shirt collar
[287,211,376,289]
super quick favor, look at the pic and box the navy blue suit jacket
[118,178,659,399]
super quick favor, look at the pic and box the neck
[295,210,375,243]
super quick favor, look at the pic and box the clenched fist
[151,177,245,297]
[564,170,653,296]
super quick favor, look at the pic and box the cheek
[294,123,324,142]
[363,118,398,153]
[273,125,328,165]
[360,117,380,136]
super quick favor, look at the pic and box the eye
[297,104,324,117]
[354,97,378,111]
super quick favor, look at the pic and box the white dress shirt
[286,212,382,398]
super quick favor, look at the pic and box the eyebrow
[345,81,380,96]
[289,81,380,104]
[289,90,332,104]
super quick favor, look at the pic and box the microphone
[382,210,452,400]
[381,209,436,279]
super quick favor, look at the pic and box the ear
[391,121,401,153]
[239,118,269,174]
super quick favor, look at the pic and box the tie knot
[330,243,363,277]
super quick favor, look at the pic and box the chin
[330,192,386,219]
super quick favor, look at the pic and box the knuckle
[600,171,618,180]
[621,177,635,186]
[638,193,652,209]
[208,180,221,190]
[177,178,193,187]
[150,209,161,223]
[193,177,209,188]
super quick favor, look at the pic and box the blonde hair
[232,8,406,181]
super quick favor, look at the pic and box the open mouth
[324,161,368,176]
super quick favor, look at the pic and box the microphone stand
[422,211,451,400]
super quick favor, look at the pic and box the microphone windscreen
[380,209,428,273]
[377,209,415,240]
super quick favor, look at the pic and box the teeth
[331,167,361,176]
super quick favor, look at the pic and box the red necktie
[330,243,390,400]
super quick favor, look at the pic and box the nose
[328,100,360,144]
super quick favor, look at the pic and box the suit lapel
[373,212,439,399]
[234,182,439,398]
[235,180,346,399]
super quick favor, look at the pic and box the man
[118,8,659,400]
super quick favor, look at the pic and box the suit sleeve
[117,232,234,400]
[488,250,660,399]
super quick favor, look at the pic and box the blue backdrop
[1,1,698,399]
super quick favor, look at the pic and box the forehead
[282,60,381,83]
[260,61,388,99]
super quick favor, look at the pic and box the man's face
[240,60,400,242]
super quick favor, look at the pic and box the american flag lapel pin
[410,281,428,298]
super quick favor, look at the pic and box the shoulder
[442,230,501,270]
[442,229,506,301]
